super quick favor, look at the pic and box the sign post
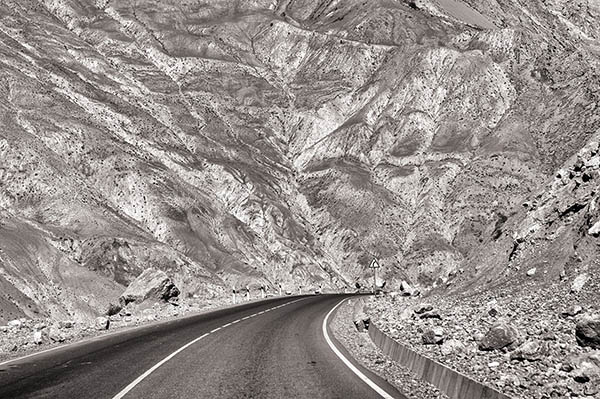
[369,258,381,293]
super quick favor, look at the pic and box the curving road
[0,295,406,399]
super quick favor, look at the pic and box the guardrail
[368,322,513,399]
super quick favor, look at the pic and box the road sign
[369,259,381,268]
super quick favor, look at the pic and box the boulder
[119,268,180,306]
[422,327,444,345]
[571,273,590,293]
[32,330,43,345]
[510,340,549,361]
[95,316,110,331]
[106,303,122,316]
[526,267,536,277]
[48,327,66,343]
[479,321,521,351]
[576,313,600,349]
[400,280,415,296]
[7,319,22,329]
[414,304,434,314]
[440,339,466,355]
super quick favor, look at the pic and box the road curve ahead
[0,295,406,399]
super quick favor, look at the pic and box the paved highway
[0,295,406,398]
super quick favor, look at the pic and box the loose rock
[422,327,444,345]
[576,313,600,349]
[479,321,520,351]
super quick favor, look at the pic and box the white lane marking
[322,299,395,399]
[111,297,309,399]
[222,322,232,328]
[111,332,210,399]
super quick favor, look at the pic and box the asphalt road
[0,295,406,399]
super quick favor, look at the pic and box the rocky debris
[119,268,180,306]
[366,270,600,399]
[561,305,583,318]
[576,313,600,349]
[422,327,445,345]
[571,273,590,293]
[479,322,521,351]
[509,340,548,361]
[95,317,110,331]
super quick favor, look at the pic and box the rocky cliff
[1,0,599,323]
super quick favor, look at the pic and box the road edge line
[322,298,395,399]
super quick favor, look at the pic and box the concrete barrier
[368,322,513,399]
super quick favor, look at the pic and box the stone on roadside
[95,316,110,331]
[576,313,600,349]
[420,311,442,320]
[106,303,122,316]
[400,280,415,296]
[59,320,74,329]
[414,304,434,314]
[479,321,521,351]
[422,327,444,345]
[48,327,65,343]
[119,268,180,306]
[562,305,584,318]
[510,340,548,361]
[32,330,43,345]
[440,339,466,355]
[8,319,22,329]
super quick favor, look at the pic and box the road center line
[322,299,395,399]
[111,297,308,399]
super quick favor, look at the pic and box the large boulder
[576,313,600,349]
[479,321,521,351]
[119,268,180,306]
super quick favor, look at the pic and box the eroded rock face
[1,0,600,326]
[119,269,180,306]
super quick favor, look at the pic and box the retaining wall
[368,322,514,399]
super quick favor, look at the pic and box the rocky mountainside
[1,0,600,324]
